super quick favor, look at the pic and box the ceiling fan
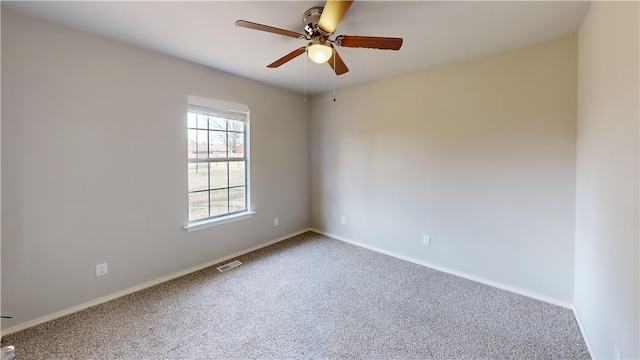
[235,0,403,76]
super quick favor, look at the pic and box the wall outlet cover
[96,263,108,277]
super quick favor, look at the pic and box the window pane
[188,162,209,192]
[229,161,245,187]
[196,113,208,129]
[187,112,197,128]
[187,129,198,159]
[189,192,209,221]
[228,119,244,133]
[195,129,208,159]
[209,130,227,159]
[210,189,229,217]
[209,116,227,131]
[229,187,246,213]
[210,162,228,189]
[229,132,244,158]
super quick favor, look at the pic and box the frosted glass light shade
[308,44,333,64]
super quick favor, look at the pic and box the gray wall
[1,9,310,330]
[575,2,639,359]
[310,35,578,303]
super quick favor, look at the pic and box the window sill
[185,211,255,232]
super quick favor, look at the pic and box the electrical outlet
[96,263,108,277]
[423,235,431,246]
[274,218,279,226]
[341,216,346,225]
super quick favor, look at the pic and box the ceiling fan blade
[328,48,349,75]
[336,35,403,50]
[267,47,307,68]
[235,20,305,39]
[318,0,354,35]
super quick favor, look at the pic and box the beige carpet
[1,231,590,359]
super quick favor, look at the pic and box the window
[186,96,250,228]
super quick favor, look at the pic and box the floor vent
[216,260,242,272]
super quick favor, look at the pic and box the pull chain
[333,50,336,102]
[304,50,308,103]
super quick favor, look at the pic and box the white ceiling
[3,1,590,95]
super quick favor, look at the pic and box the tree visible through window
[187,97,249,222]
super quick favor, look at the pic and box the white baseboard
[309,228,574,309]
[0,229,310,338]
[571,305,597,359]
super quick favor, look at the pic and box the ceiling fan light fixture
[307,43,333,64]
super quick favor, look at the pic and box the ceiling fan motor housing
[303,7,328,36]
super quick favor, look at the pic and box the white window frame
[185,96,253,232]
